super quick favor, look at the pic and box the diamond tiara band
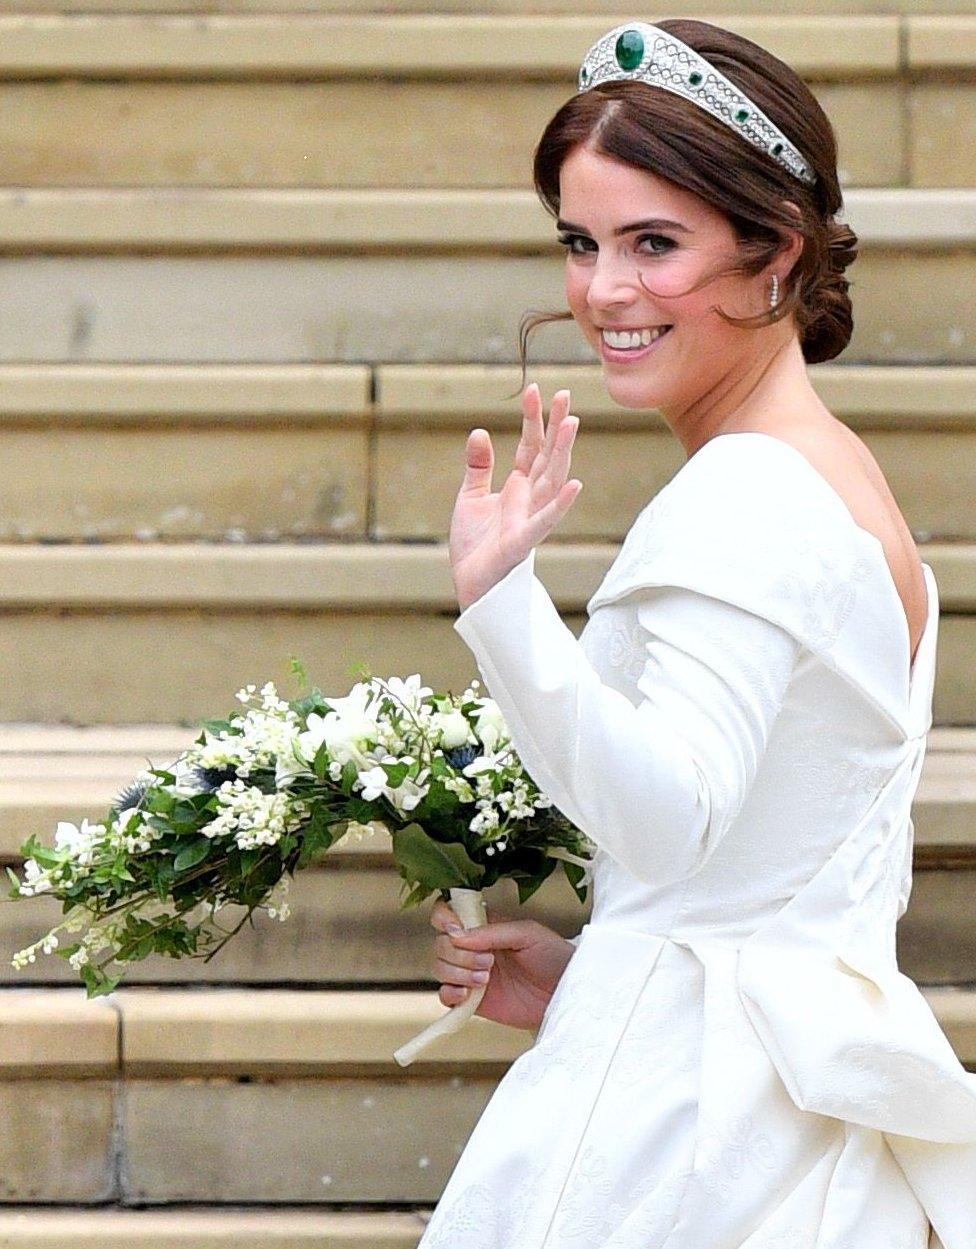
[577,22,816,187]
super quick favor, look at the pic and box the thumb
[460,428,493,497]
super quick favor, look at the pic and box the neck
[667,333,832,459]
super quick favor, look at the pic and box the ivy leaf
[173,838,212,873]
[391,824,484,893]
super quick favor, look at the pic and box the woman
[421,18,974,1248]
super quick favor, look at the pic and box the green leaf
[173,838,212,873]
[391,824,484,894]
[80,964,121,998]
[297,807,338,869]
[312,740,330,781]
[399,879,433,910]
[288,655,310,692]
[340,760,359,794]
[6,866,22,892]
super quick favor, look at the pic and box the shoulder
[586,432,875,653]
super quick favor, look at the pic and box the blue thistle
[444,743,479,771]
[191,764,239,792]
[114,776,153,811]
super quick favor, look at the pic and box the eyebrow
[555,217,692,236]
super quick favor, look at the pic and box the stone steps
[0,984,969,1207]
[0,251,973,365]
[0,0,963,14]
[0,984,964,1209]
[2,187,972,251]
[0,362,972,541]
[2,725,975,986]
[0,1210,427,1249]
[0,541,973,723]
[0,14,970,79]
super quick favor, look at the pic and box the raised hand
[450,383,582,611]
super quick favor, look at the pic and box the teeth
[602,326,668,349]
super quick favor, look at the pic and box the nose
[585,252,642,316]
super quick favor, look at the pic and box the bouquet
[8,665,596,1064]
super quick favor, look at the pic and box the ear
[775,199,805,279]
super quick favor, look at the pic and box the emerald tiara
[578,22,817,188]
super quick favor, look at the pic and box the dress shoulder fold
[586,433,907,732]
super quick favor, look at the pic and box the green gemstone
[735,107,749,123]
[688,70,703,86]
[580,65,590,86]
[772,141,783,155]
[614,29,644,72]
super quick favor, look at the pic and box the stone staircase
[0,2,974,1244]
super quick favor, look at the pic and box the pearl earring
[769,274,779,309]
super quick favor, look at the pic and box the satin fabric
[417,432,971,1248]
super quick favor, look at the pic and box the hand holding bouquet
[9,666,596,1063]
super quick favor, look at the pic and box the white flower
[430,709,473,749]
[383,673,433,713]
[274,735,314,788]
[462,754,500,778]
[19,859,52,896]
[472,699,506,752]
[386,769,431,814]
[356,765,390,802]
[299,698,376,771]
[335,819,380,846]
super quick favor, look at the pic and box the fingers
[525,477,583,549]
[459,427,493,497]
[528,389,573,486]
[513,383,546,475]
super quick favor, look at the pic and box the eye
[555,233,676,256]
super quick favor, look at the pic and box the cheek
[564,265,589,318]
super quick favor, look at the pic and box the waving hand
[449,384,582,611]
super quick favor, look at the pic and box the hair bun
[801,217,859,364]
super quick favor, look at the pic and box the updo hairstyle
[517,18,859,383]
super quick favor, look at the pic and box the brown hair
[514,18,858,393]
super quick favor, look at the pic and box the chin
[601,368,667,411]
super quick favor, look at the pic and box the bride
[421,18,973,1248]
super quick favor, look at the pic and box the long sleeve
[453,548,801,889]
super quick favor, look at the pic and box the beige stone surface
[898,868,976,985]
[932,617,976,725]
[378,362,976,425]
[118,987,532,1074]
[0,542,614,609]
[0,81,899,189]
[0,1081,115,1201]
[0,426,368,540]
[0,991,117,1075]
[1,251,971,365]
[121,1077,498,1201]
[376,427,976,540]
[910,85,976,186]
[0,544,970,722]
[0,1209,426,1247]
[376,427,679,540]
[0,1209,426,1248]
[0,0,959,12]
[2,188,973,252]
[0,15,901,78]
[0,364,370,420]
[0,608,571,722]
[907,16,976,68]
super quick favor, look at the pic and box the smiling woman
[422,16,970,1249]
[515,15,858,404]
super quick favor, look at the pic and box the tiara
[577,22,816,187]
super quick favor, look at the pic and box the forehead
[558,145,718,225]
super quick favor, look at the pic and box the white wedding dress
[417,431,975,1249]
